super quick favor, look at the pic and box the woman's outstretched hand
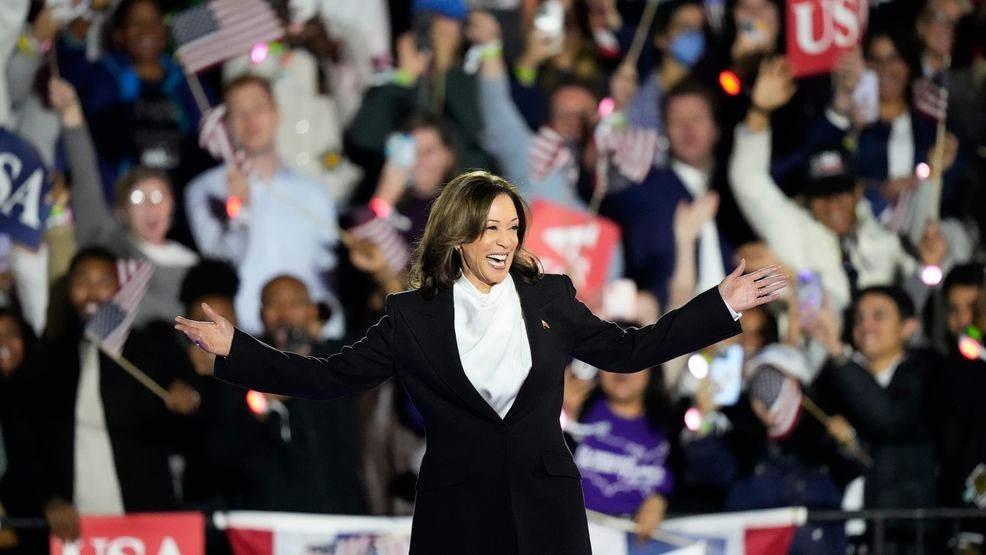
[718,259,787,312]
[175,303,234,357]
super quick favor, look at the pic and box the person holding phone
[177,170,786,554]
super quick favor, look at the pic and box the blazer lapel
[504,278,557,424]
[407,287,504,424]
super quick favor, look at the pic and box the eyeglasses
[129,189,166,206]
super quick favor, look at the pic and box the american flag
[748,365,802,440]
[913,75,948,122]
[85,260,154,357]
[595,126,659,183]
[169,0,284,74]
[198,104,243,167]
[529,126,574,181]
[349,213,411,275]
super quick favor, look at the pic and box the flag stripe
[171,0,284,74]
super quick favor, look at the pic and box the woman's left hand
[717,259,787,312]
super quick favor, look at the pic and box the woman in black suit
[176,170,785,554]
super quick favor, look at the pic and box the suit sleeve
[563,275,741,372]
[214,300,397,400]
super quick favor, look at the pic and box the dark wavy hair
[408,171,542,298]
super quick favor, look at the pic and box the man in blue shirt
[185,75,341,337]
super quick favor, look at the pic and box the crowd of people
[0,0,984,553]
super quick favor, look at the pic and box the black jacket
[26,322,192,512]
[813,349,938,509]
[215,274,740,555]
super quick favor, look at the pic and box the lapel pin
[541,320,550,329]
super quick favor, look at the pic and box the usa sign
[50,513,204,555]
[787,0,868,77]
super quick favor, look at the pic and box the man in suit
[178,170,785,554]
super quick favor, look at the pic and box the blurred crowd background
[0,0,984,553]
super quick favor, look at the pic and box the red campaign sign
[50,512,204,555]
[525,200,621,301]
[787,0,867,77]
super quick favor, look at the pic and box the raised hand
[673,192,720,245]
[49,78,84,128]
[717,259,787,312]
[751,57,796,113]
[175,303,235,357]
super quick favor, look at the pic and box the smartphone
[412,11,433,52]
[796,269,824,326]
[708,344,743,406]
[385,133,416,170]
[852,70,879,125]
[533,0,565,52]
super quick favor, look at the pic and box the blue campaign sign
[0,129,51,249]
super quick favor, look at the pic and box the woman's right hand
[175,303,235,357]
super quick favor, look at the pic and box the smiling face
[226,81,279,156]
[807,188,859,237]
[458,194,519,293]
[68,257,119,323]
[867,35,910,103]
[852,293,914,363]
[116,0,166,64]
[122,176,173,244]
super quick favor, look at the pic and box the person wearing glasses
[51,76,198,326]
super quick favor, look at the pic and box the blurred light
[295,152,310,166]
[921,264,943,286]
[246,390,269,414]
[684,407,702,432]
[719,71,742,96]
[559,409,569,431]
[598,97,616,118]
[295,119,310,134]
[226,195,242,219]
[959,335,982,361]
[369,197,392,219]
[250,42,269,64]
[688,353,709,379]
[915,162,931,180]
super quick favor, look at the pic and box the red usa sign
[50,513,204,555]
[787,0,868,77]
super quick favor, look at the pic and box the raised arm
[729,59,823,269]
[567,264,785,372]
[50,78,120,246]
[176,302,394,400]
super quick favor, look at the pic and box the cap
[412,0,468,20]
[801,143,857,198]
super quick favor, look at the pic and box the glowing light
[915,162,931,180]
[688,353,709,379]
[226,195,242,219]
[921,264,943,286]
[369,197,392,219]
[246,390,269,414]
[719,71,742,96]
[684,407,702,432]
[597,97,616,118]
[559,410,569,431]
[250,42,269,64]
[959,335,982,361]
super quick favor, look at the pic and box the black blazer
[216,274,741,554]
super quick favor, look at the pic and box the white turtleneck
[452,273,532,419]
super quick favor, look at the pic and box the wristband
[514,65,538,87]
[393,69,415,87]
